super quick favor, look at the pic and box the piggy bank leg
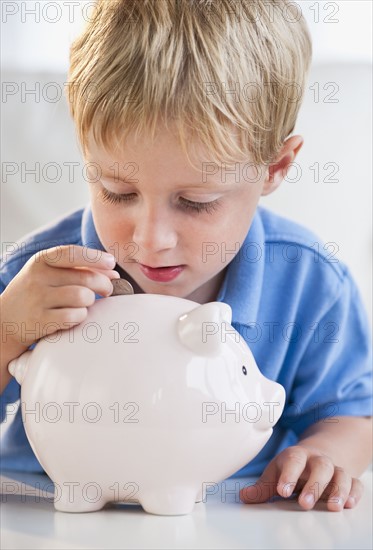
[140,487,199,516]
[53,482,107,513]
[195,485,206,503]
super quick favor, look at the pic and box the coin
[110,278,134,296]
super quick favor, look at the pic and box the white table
[1,469,372,549]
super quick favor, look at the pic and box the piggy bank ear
[177,302,233,356]
[8,350,32,385]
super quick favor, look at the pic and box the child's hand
[1,245,120,351]
[239,445,364,511]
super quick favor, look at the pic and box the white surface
[0,469,372,550]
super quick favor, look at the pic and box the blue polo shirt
[1,204,372,475]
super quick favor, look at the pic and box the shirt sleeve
[0,276,22,424]
[279,266,373,437]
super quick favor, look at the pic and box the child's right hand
[1,245,120,351]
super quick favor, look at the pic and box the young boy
[1,0,372,512]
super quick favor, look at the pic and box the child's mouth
[139,263,185,282]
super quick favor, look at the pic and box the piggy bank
[8,294,285,516]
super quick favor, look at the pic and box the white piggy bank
[8,294,285,516]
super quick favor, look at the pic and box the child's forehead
[85,134,230,184]
[86,124,208,159]
[84,126,252,184]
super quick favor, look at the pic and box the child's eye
[99,187,136,205]
[99,188,221,215]
[178,197,221,215]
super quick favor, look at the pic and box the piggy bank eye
[242,366,247,375]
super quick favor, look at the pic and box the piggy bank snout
[252,376,285,432]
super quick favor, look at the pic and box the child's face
[84,124,269,304]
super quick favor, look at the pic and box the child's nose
[132,207,178,252]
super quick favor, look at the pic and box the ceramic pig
[8,294,285,516]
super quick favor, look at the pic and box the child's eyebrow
[99,171,236,189]
[116,179,236,190]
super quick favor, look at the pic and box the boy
[1,0,372,512]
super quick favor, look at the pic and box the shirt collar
[81,204,264,325]
[81,204,106,251]
[216,208,265,325]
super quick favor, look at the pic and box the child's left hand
[239,445,364,511]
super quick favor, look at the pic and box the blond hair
[66,0,312,169]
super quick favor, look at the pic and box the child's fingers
[239,462,278,503]
[276,447,308,499]
[297,454,335,510]
[46,268,117,297]
[44,286,96,309]
[344,477,364,509]
[46,307,89,327]
[318,467,352,511]
[83,268,121,279]
[34,245,116,270]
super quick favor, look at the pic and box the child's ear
[261,135,304,196]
